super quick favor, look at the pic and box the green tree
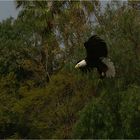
[15,1,65,79]
[73,1,140,138]
[73,85,140,139]
[0,0,140,139]
[0,17,47,92]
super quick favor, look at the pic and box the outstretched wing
[84,35,108,60]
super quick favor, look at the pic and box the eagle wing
[84,35,108,60]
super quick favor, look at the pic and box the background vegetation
[0,0,140,139]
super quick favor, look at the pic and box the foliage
[0,0,140,139]
[0,71,96,138]
[0,17,47,91]
[73,85,140,139]
[72,2,140,139]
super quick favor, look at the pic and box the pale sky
[0,0,125,22]
[0,0,19,21]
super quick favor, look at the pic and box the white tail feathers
[101,58,116,78]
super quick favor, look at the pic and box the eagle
[75,35,115,79]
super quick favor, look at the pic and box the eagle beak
[75,60,86,69]
[75,64,79,69]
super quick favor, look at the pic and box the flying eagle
[75,35,115,78]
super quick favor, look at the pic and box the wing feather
[84,35,108,60]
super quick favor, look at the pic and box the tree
[15,1,65,80]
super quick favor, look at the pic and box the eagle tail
[101,58,116,78]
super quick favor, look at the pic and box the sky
[0,0,19,21]
[0,0,126,22]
